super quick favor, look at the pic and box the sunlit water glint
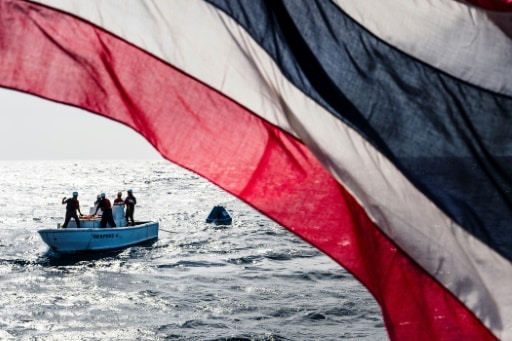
[0,160,386,340]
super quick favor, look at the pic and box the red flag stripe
[463,0,512,11]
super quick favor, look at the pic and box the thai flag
[1,1,511,339]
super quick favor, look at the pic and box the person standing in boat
[124,189,137,226]
[61,191,83,228]
[113,191,124,206]
[94,193,116,228]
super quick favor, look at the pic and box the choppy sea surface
[0,160,386,340]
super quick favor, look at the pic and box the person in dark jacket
[124,189,137,226]
[94,193,116,228]
[93,194,101,213]
[61,191,83,228]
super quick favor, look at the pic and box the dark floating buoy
[206,206,232,226]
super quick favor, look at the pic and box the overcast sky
[0,88,162,160]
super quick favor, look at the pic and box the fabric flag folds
[1,0,511,339]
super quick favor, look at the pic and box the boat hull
[38,221,159,253]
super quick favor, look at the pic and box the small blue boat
[38,206,158,253]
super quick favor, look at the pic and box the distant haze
[0,88,162,160]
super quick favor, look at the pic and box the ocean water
[0,160,386,340]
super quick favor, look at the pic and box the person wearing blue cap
[61,191,83,228]
[124,189,137,226]
[94,193,116,228]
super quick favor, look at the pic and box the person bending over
[94,193,116,228]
